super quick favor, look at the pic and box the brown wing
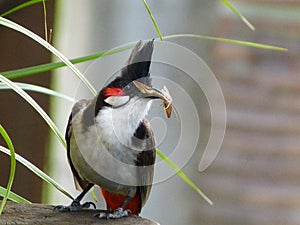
[65,99,91,191]
[134,119,156,212]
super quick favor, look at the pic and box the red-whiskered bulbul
[55,40,168,219]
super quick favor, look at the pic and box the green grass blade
[0,16,96,95]
[0,146,74,200]
[156,149,213,205]
[1,33,286,80]
[0,186,31,204]
[164,34,288,51]
[90,188,98,202]
[142,0,163,40]
[0,74,66,148]
[1,44,135,80]
[220,0,255,30]
[0,0,44,17]
[0,125,16,214]
[0,82,75,103]
[42,0,49,42]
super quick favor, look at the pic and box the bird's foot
[54,200,96,212]
[95,208,132,219]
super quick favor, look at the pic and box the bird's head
[95,40,165,113]
[90,40,173,149]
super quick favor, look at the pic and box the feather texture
[65,41,156,215]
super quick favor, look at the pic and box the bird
[55,40,166,219]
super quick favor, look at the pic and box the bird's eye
[104,95,130,108]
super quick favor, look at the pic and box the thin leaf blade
[164,34,288,51]
[0,146,73,200]
[0,186,31,204]
[142,0,163,40]
[221,0,255,30]
[156,149,213,205]
[0,125,17,214]
[0,74,66,148]
[0,0,44,17]
[0,82,75,102]
[1,43,135,80]
[0,34,287,81]
[0,16,97,95]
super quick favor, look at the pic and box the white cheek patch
[104,96,130,108]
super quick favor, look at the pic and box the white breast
[96,97,152,153]
[70,97,152,189]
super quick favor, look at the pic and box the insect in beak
[133,80,173,118]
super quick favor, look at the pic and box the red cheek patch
[104,87,125,97]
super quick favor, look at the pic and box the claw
[95,208,131,219]
[81,201,96,209]
[54,200,96,212]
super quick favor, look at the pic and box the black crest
[107,40,154,89]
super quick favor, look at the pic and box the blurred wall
[198,1,300,224]
[0,1,54,203]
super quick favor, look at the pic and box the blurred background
[1,0,300,224]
